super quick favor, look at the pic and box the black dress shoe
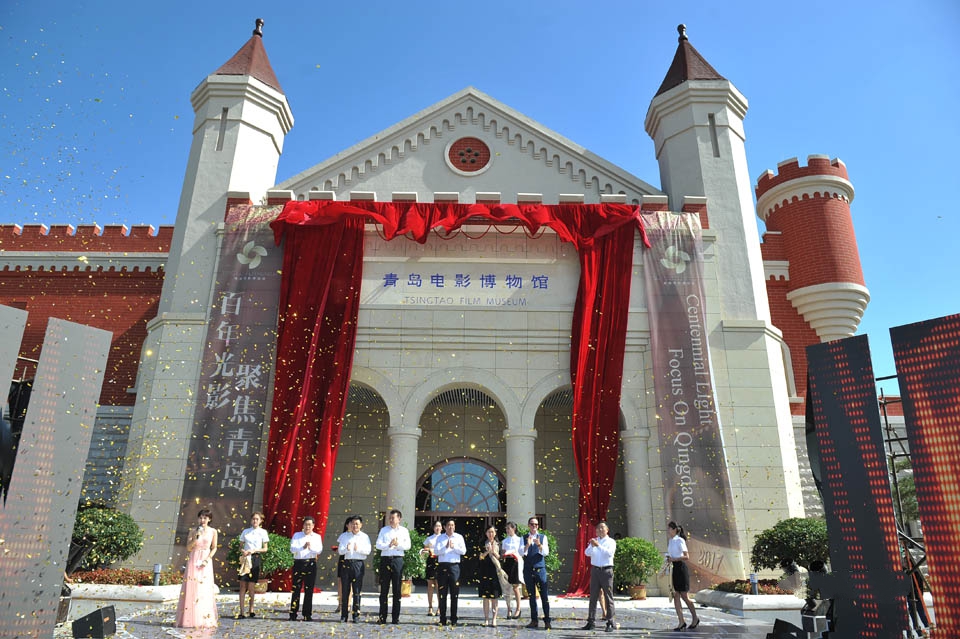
[605,621,614,632]
[581,621,595,630]
[289,614,297,621]
[304,616,313,622]
[377,618,387,625]
[544,619,552,630]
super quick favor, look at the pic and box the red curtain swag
[264,200,649,595]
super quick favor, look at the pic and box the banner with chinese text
[176,204,283,562]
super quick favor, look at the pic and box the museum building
[0,22,871,590]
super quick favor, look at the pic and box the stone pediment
[276,87,661,204]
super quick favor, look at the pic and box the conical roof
[214,19,283,93]
[654,25,725,97]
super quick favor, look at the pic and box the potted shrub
[227,531,295,593]
[402,530,428,596]
[613,537,663,600]
[71,503,144,569]
[750,517,828,572]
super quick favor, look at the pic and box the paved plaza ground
[62,591,774,639]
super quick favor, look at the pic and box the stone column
[621,427,654,541]
[505,427,537,523]
[386,426,421,520]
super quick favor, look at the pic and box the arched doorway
[415,457,506,585]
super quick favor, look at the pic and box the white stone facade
[124,54,807,587]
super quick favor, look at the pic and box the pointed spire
[214,18,283,93]
[654,24,725,97]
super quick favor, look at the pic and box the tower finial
[677,24,688,42]
[253,18,264,37]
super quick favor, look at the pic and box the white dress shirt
[584,535,617,567]
[434,533,467,563]
[667,535,688,560]
[375,525,412,557]
[240,527,269,553]
[290,531,323,560]
[337,531,372,560]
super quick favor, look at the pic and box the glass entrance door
[414,457,506,586]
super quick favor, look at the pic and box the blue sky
[1,0,958,392]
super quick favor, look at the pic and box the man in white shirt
[582,521,617,632]
[375,509,412,624]
[376,510,410,624]
[433,519,467,626]
[337,515,372,623]
[289,516,323,621]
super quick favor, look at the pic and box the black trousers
[436,563,461,625]
[340,559,365,619]
[290,559,317,618]
[379,555,404,622]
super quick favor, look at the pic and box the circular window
[445,137,492,176]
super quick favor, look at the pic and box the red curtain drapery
[265,200,648,594]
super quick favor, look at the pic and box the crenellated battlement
[755,155,849,200]
[754,155,854,223]
[0,224,174,253]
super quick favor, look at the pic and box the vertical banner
[641,211,741,589]
[891,314,960,638]
[176,204,283,559]
[0,318,111,637]
[806,335,908,638]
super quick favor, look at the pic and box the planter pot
[401,579,414,597]
[628,584,647,600]
[254,579,270,594]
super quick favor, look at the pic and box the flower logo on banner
[660,245,691,274]
[236,241,268,269]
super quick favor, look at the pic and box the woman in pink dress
[175,509,220,628]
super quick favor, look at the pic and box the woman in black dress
[667,521,700,630]
[422,520,443,616]
[478,525,503,626]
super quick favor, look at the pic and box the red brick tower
[757,155,869,391]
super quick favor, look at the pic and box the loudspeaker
[72,605,116,638]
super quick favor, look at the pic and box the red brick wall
[0,224,171,406]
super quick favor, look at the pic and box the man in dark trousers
[289,516,323,621]
[433,519,467,626]
[337,515,372,622]
[375,509,411,624]
[523,517,552,629]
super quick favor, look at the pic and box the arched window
[416,457,506,516]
